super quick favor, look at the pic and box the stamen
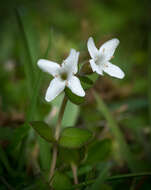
[103,48,105,53]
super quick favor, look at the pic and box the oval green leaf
[29,121,54,142]
[59,147,80,164]
[65,87,85,105]
[59,127,92,148]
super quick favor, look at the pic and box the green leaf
[59,127,92,148]
[59,148,80,164]
[87,73,99,83]
[79,76,93,90]
[86,139,112,165]
[0,146,15,176]
[65,87,85,105]
[52,171,72,190]
[29,121,54,142]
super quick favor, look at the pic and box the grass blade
[88,163,111,190]
[93,91,142,172]
[69,172,151,189]
[0,146,15,176]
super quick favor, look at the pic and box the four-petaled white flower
[37,49,85,102]
[87,37,125,79]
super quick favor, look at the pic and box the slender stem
[49,143,58,181]
[55,95,68,140]
[71,162,79,186]
[49,95,68,182]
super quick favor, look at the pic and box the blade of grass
[15,8,52,122]
[0,146,15,176]
[14,8,52,172]
[15,7,52,123]
[87,163,111,190]
[69,172,151,189]
[26,29,52,122]
[15,8,35,95]
[93,91,142,172]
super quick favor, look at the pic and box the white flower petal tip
[67,76,85,97]
[37,59,60,77]
[87,37,99,59]
[63,49,80,75]
[45,78,65,102]
[103,62,125,79]
[99,38,120,61]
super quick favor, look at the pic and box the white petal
[63,49,79,75]
[99,38,119,61]
[64,49,76,64]
[103,62,125,79]
[37,59,60,77]
[45,78,65,102]
[89,59,103,75]
[67,76,85,97]
[73,51,79,74]
[87,37,99,59]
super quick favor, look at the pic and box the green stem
[49,143,58,182]
[49,95,68,182]
[70,172,151,189]
[71,162,79,188]
[55,95,68,140]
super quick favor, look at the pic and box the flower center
[60,72,68,81]
[95,54,105,66]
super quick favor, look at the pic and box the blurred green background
[0,0,151,189]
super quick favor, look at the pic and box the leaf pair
[29,121,92,149]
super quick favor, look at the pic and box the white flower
[87,37,125,79]
[37,49,85,102]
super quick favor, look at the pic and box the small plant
[29,36,125,189]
